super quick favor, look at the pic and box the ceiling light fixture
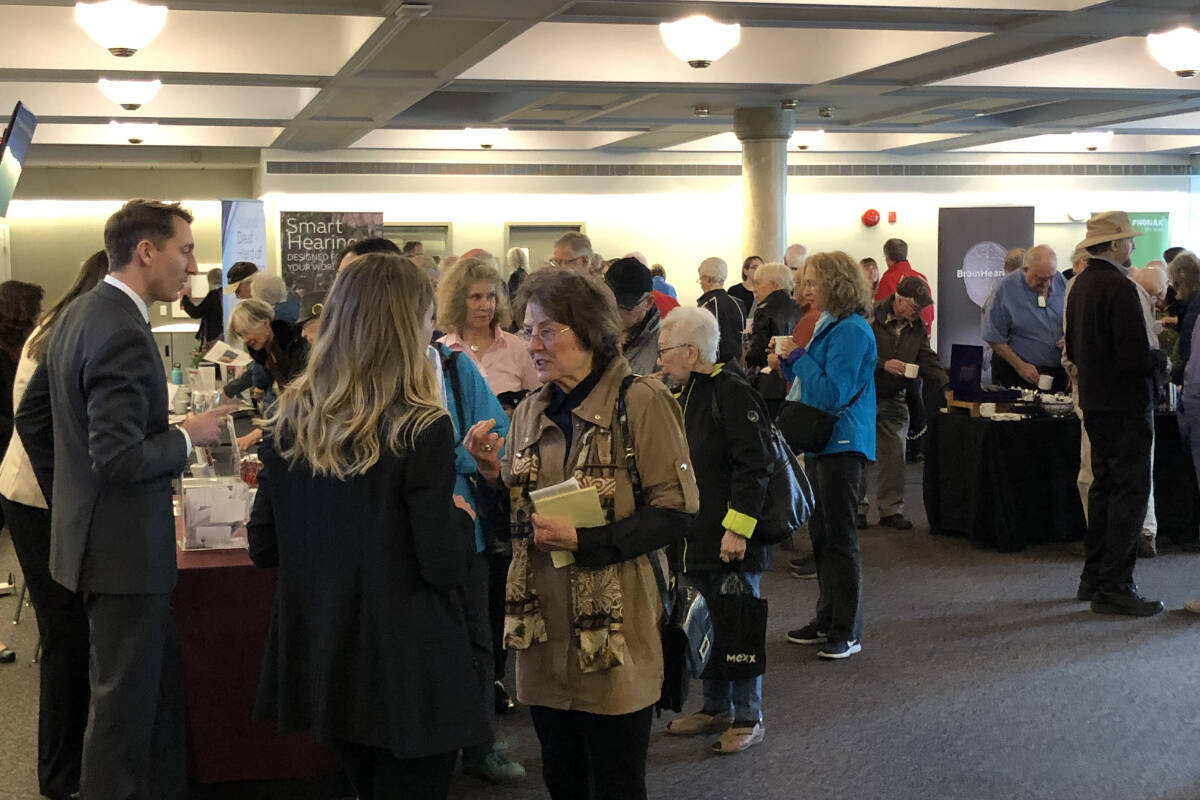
[1147,26,1200,78]
[98,78,161,110]
[75,0,168,58]
[692,104,710,117]
[1072,130,1113,152]
[659,15,740,69]
[464,127,508,149]
[791,129,824,150]
[109,120,157,144]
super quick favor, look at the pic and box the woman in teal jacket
[777,251,876,661]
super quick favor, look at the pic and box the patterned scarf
[504,422,627,673]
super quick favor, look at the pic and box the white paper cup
[904,363,919,379]
[189,274,210,298]
[979,402,996,418]
[1037,374,1053,391]
[774,336,787,354]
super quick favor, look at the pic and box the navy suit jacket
[34,281,188,594]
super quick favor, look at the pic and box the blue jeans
[687,571,763,725]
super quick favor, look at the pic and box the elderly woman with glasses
[656,306,774,755]
[462,269,699,800]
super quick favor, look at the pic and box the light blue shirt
[982,268,1066,368]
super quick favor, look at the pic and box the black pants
[529,705,654,800]
[905,377,926,459]
[487,545,511,681]
[81,591,187,800]
[2,497,90,800]
[807,453,866,642]
[332,741,456,800]
[461,551,496,764]
[1082,407,1153,591]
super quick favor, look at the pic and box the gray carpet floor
[4,463,1200,800]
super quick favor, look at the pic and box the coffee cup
[979,402,996,418]
[774,336,787,355]
[1037,374,1053,391]
[188,274,210,298]
[904,363,919,379]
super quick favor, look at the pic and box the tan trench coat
[502,356,700,715]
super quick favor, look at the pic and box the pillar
[734,106,794,264]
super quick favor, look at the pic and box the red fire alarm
[887,211,897,223]
[861,209,880,227]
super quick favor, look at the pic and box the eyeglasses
[657,344,691,357]
[550,255,589,269]
[520,324,572,345]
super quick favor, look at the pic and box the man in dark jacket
[179,267,224,346]
[1065,211,1165,617]
[697,256,746,364]
[746,261,802,418]
[858,277,948,531]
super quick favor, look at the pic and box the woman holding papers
[464,268,699,800]
[247,254,487,799]
[657,306,774,754]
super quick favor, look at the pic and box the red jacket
[875,260,934,332]
[652,291,679,318]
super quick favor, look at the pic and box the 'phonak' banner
[1096,212,1169,269]
[279,211,384,299]
[936,207,1035,375]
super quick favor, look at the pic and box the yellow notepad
[531,480,606,568]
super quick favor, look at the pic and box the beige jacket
[502,356,699,715]
[0,337,46,508]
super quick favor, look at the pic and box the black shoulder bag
[616,375,713,714]
[709,379,814,545]
[775,319,868,453]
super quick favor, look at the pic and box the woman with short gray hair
[658,306,774,754]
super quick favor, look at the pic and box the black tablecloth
[924,411,1198,552]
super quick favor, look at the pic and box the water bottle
[171,363,184,385]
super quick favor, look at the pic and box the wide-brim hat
[1076,211,1144,250]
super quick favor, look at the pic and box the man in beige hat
[1064,211,1166,617]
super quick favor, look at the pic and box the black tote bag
[700,572,768,682]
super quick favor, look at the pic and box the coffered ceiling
[3,0,1200,161]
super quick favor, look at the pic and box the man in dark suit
[29,199,231,799]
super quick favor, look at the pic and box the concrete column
[734,106,794,264]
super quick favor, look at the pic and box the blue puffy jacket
[781,312,876,460]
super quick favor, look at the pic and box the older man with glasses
[550,231,592,272]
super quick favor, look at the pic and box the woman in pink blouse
[437,255,541,398]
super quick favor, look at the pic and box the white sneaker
[1183,598,1200,614]
[711,722,765,754]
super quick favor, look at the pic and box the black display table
[924,411,1198,552]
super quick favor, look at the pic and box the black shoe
[1076,580,1096,602]
[854,514,868,530]
[786,623,828,645]
[1090,588,1164,617]
[494,680,515,714]
[817,639,862,660]
[879,514,913,530]
[788,557,816,579]
[0,648,14,664]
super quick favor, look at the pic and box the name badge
[1037,295,1047,308]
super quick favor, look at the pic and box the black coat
[180,288,224,342]
[247,416,489,759]
[677,363,773,573]
[1065,258,1162,412]
[699,288,746,365]
[869,297,949,400]
[250,320,309,389]
[746,289,802,400]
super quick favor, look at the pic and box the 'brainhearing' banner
[936,207,1035,377]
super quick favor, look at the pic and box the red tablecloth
[174,535,340,784]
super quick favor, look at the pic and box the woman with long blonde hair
[248,253,487,799]
[777,250,877,661]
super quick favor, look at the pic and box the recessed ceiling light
[693,105,710,117]
[464,128,508,149]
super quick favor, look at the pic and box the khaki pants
[858,395,909,519]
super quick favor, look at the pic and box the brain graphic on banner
[279,211,384,300]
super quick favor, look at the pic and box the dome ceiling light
[790,130,825,151]
[98,78,162,110]
[75,0,168,58]
[659,15,741,69]
[109,120,157,144]
[1147,26,1200,78]
[1072,130,1114,151]
[464,127,508,149]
